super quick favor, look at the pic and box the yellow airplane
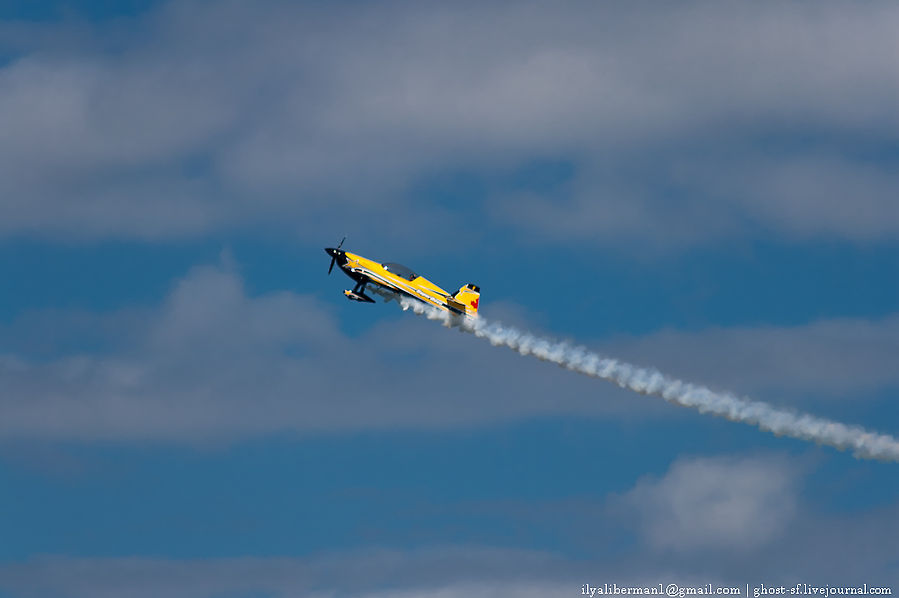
[325,238,480,319]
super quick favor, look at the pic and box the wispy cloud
[0,261,622,441]
[1,453,897,595]
[1,1,898,245]
[0,547,584,598]
[0,261,897,443]
[615,455,799,552]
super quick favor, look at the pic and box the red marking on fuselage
[470,297,479,309]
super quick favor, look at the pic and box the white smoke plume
[399,298,899,462]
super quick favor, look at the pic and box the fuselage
[324,247,477,317]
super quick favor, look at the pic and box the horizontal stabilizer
[446,298,467,313]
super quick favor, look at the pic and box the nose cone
[324,248,347,273]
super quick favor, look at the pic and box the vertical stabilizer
[452,283,480,317]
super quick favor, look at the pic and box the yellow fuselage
[340,252,476,317]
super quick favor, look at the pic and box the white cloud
[0,547,578,598]
[668,153,899,242]
[0,262,897,442]
[617,455,799,552]
[0,261,635,442]
[2,493,897,595]
[1,1,899,244]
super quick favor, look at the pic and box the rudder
[452,283,480,316]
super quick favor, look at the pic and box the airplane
[324,238,480,319]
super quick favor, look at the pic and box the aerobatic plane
[324,238,480,319]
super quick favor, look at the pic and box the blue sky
[1,1,898,596]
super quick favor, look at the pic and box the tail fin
[452,283,480,316]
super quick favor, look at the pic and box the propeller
[327,236,346,275]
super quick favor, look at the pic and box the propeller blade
[326,237,345,275]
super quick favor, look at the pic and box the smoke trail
[399,298,899,462]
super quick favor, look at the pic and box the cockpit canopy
[383,262,418,281]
